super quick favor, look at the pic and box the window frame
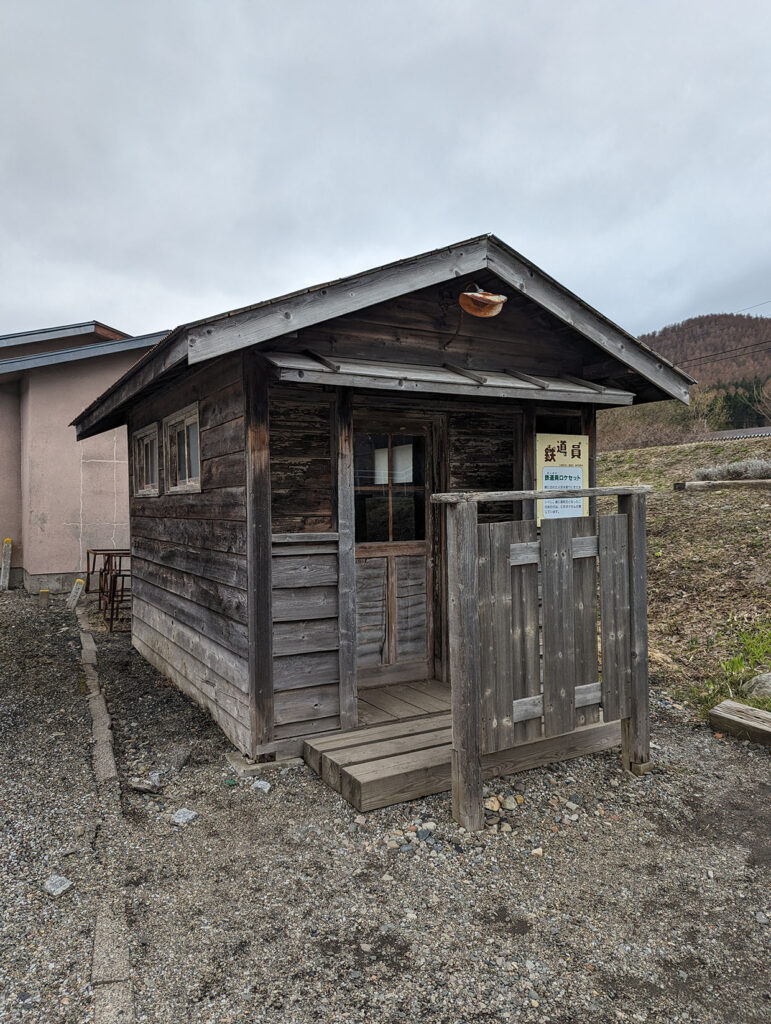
[162,403,201,494]
[131,423,160,498]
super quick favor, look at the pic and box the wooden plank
[271,585,339,622]
[708,700,771,746]
[132,597,248,693]
[355,557,387,668]
[321,727,453,792]
[510,520,541,743]
[573,517,600,726]
[339,720,622,811]
[271,532,339,544]
[598,514,631,723]
[272,618,339,657]
[477,523,495,752]
[489,522,517,752]
[521,404,536,521]
[132,557,247,624]
[132,634,252,755]
[273,650,339,691]
[187,239,489,362]
[274,716,341,740]
[271,541,338,557]
[131,516,246,555]
[272,553,338,588]
[540,518,576,737]
[509,534,598,566]
[391,683,451,714]
[132,576,248,660]
[446,500,483,830]
[201,450,245,490]
[303,712,451,764]
[356,701,395,726]
[131,487,246,520]
[274,684,340,727]
[131,536,247,589]
[244,352,274,753]
[357,686,428,719]
[511,681,602,723]
[200,416,245,459]
[618,492,651,773]
[395,555,428,662]
[432,485,651,504]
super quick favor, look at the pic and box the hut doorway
[352,415,435,688]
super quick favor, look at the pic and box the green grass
[674,619,771,719]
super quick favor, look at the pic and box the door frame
[351,408,440,689]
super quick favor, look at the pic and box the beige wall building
[0,322,163,591]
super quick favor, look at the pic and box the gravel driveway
[1,592,769,1023]
[0,592,99,1023]
[92,615,770,1024]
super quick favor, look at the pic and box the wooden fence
[431,486,651,830]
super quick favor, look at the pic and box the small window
[132,424,159,497]
[163,404,201,493]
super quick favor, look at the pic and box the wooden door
[353,418,433,686]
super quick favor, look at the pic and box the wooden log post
[66,578,86,610]
[618,492,651,774]
[446,500,484,831]
[244,353,274,756]
[0,538,12,590]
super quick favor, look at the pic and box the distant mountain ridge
[640,313,771,387]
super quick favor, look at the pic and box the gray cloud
[2,0,769,337]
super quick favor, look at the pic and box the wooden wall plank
[132,536,247,589]
[201,450,246,490]
[273,651,340,691]
[200,416,245,459]
[598,514,631,722]
[131,516,246,555]
[476,523,494,753]
[272,618,340,657]
[273,685,340,726]
[271,585,339,622]
[130,488,246,521]
[541,518,576,737]
[489,522,517,752]
[132,556,247,624]
[272,554,338,588]
[355,557,387,669]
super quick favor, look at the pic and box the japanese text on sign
[535,433,590,523]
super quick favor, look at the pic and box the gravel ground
[87,618,771,1024]
[0,592,99,1023]
[1,590,768,1023]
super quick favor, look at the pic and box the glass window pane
[176,426,187,483]
[394,435,425,486]
[391,491,425,541]
[167,427,178,487]
[149,440,157,485]
[354,433,388,487]
[186,421,199,481]
[354,491,389,543]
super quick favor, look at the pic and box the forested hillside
[641,313,770,386]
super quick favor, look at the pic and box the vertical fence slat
[447,501,483,831]
[598,514,631,722]
[477,524,495,754]
[490,523,516,751]
[618,493,651,774]
[541,518,576,737]
[573,516,599,726]
[510,520,541,743]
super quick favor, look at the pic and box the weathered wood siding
[128,353,250,753]
[269,390,335,533]
[271,534,341,740]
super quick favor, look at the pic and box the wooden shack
[73,235,692,818]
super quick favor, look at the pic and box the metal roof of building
[0,330,167,377]
[0,320,129,351]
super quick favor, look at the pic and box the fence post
[618,493,651,774]
[446,500,484,831]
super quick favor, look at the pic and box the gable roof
[0,330,167,379]
[73,234,694,439]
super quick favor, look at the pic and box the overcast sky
[2,1,769,339]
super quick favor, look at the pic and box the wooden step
[302,713,451,774]
[709,699,771,745]
[322,726,453,792]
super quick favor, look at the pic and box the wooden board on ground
[709,700,771,746]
